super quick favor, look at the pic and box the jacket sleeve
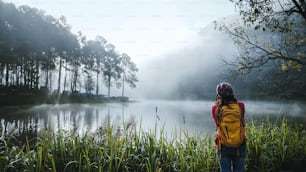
[238,101,246,123]
[211,103,219,148]
[211,104,218,127]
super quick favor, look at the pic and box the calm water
[0,100,305,136]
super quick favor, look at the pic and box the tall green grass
[246,117,306,171]
[0,117,305,172]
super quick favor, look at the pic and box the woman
[211,82,247,172]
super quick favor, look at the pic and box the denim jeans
[216,143,247,172]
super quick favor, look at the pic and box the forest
[0,0,138,104]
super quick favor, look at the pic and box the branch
[224,26,275,57]
[292,0,306,21]
[221,24,306,72]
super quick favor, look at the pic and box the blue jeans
[216,143,247,172]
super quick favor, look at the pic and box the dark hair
[220,95,237,106]
[216,82,237,106]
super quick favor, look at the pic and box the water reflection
[0,100,305,136]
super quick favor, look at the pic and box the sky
[2,0,236,64]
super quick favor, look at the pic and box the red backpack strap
[238,102,245,127]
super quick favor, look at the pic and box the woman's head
[216,82,235,101]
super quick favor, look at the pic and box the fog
[1,100,305,137]
[2,0,303,101]
[0,0,242,100]
[126,20,237,100]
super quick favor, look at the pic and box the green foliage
[214,1,306,100]
[217,0,306,74]
[0,118,305,171]
[246,117,306,171]
[226,61,306,100]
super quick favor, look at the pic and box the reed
[0,117,304,172]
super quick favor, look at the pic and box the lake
[0,100,305,136]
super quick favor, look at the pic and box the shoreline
[0,93,130,106]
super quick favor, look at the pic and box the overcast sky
[3,0,237,64]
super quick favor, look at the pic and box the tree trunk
[30,64,33,89]
[0,65,4,85]
[14,64,18,85]
[35,58,39,89]
[49,72,52,91]
[5,63,9,86]
[63,60,68,92]
[23,66,27,87]
[27,70,30,88]
[108,75,111,97]
[57,57,62,94]
[96,71,99,96]
[45,69,49,87]
[122,77,125,97]
[71,63,78,92]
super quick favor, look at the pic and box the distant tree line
[0,1,138,97]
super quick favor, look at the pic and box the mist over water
[126,22,237,100]
[1,4,304,137]
[245,100,306,118]
[1,100,305,137]
[108,19,306,136]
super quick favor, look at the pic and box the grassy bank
[0,117,305,172]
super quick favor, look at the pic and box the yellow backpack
[216,102,245,148]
